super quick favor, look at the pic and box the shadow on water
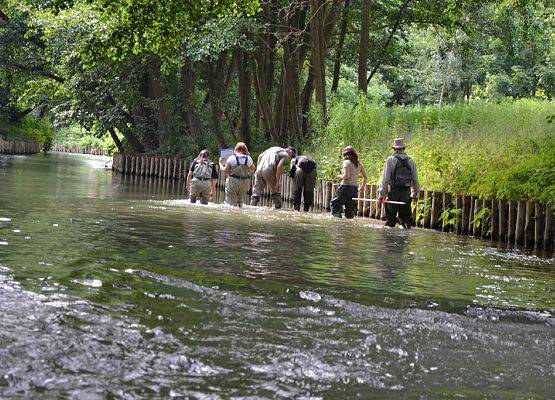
[0,153,554,398]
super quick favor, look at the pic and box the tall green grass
[309,98,555,204]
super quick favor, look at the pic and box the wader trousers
[225,176,251,206]
[385,187,412,227]
[251,167,282,208]
[330,185,358,219]
[292,168,317,211]
[190,179,211,205]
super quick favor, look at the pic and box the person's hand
[210,190,215,200]
[336,174,342,179]
[358,184,364,193]
[377,196,383,205]
[275,182,281,193]
[186,184,190,193]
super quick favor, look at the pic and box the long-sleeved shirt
[378,152,420,198]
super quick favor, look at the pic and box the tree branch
[366,0,412,85]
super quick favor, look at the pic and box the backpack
[193,159,213,179]
[392,155,412,188]
[298,156,316,173]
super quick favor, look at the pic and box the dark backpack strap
[235,155,239,166]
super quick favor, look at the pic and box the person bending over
[250,146,295,209]
[289,154,317,212]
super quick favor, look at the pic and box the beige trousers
[225,176,251,206]
[190,180,211,204]
[251,167,282,208]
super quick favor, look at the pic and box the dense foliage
[311,99,555,204]
[0,0,553,201]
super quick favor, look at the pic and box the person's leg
[385,189,401,227]
[331,186,346,217]
[225,177,239,206]
[250,170,266,206]
[262,168,281,209]
[302,170,316,212]
[344,186,358,219]
[292,169,304,211]
[398,189,412,228]
[199,181,210,205]
[189,180,200,203]
[238,179,251,206]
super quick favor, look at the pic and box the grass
[308,98,555,205]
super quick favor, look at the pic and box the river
[0,153,553,398]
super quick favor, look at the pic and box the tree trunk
[116,124,144,154]
[332,0,351,93]
[358,0,372,93]
[146,57,171,147]
[238,49,252,148]
[254,57,278,143]
[310,0,327,118]
[207,61,228,148]
[108,128,125,154]
[180,58,204,148]
[283,41,301,142]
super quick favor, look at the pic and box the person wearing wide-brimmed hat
[377,138,420,228]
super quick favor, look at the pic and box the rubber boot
[272,193,282,209]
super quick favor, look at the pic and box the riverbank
[309,99,555,205]
[0,140,41,154]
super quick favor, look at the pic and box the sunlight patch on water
[71,279,103,288]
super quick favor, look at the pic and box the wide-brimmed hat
[392,138,406,149]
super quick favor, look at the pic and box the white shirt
[226,154,254,167]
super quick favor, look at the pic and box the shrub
[308,98,555,205]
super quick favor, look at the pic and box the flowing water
[0,153,553,399]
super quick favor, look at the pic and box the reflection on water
[0,153,554,398]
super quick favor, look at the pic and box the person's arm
[359,164,368,192]
[218,157,226,171]
[186,171,193,192]
[337,160,350,180]
[378,157,393,201]
[210,163,218,199]
[274,157,287,193]
[410,159,420,198]
[186,161,195,192]
[288,158,297,179]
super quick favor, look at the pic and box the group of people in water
[185,138,420,228]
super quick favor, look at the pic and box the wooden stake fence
[0,140,40,154]
[111,153,554,254]
[51,144,107,156]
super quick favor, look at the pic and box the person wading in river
[186,149,218,205]
[289,154,317,212]
[250,146,296,209]
[219,142,255,207]
[378,138,420,228]
[331,146,368,218]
